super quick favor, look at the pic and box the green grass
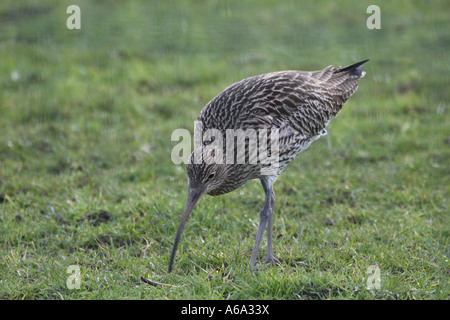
[0,0,448,300]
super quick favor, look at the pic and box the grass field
[0,0,448,300]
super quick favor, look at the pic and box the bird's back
[198,60,367,134]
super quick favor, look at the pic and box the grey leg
[265,189,280,266]
[249,188,270,271]
[249,176,278,271]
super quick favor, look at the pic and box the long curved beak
[168,187,203,272]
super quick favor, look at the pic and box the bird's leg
[265,189,280,266]
[249,176,277,271]
[249,191,270,271]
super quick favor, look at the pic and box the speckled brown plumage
[169,59,368,272]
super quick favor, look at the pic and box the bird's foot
[265,256,281,267]
[250,256,281,274]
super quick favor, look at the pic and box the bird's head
[186,159,228,195]
[168,148,227,272]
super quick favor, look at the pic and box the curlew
[168,60,369,272]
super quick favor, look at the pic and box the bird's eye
[207,172,215,181]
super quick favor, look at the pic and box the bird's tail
[324,59,369,111]
[335,59,369,78]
